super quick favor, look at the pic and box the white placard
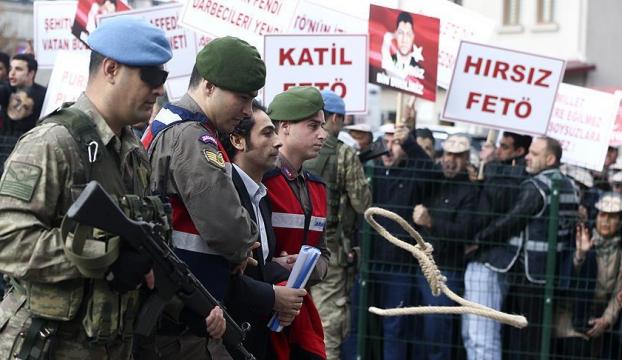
[401,0,495,89]
[179,0,300,51]
[609,90,622,147]
[443,41,565,136]
[33,1,90,69]
[288,0,368,34]
[546,84,621,171]
[40,51,90,118]
[98,4,199,101]
[263,34,368,113]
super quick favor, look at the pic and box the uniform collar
[171,94,215,132]
[73,93,131,149]
[277,154,303,181]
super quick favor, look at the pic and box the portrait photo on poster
[368,4,440,101]
[71,0,130,45]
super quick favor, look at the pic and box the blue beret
[321,89,345,115]
[87,17,172,66]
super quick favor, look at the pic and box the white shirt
[233,164,269,262]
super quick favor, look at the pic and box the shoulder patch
[198,133,218,146]
[0,161,42,202]
[203,149,226,168]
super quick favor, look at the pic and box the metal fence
[346,162,622,360]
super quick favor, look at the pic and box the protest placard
[40,51,90,118]
[443,41,565,135]
[368,4,440,101]
[180,0,299,51]
[401,0,494,89]
[33,1,90,69]
[263,34,368,113]
[546,84,621,171]
[99,3,199,101]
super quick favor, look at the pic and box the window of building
[502,0,521,26]
[537,0,555,24]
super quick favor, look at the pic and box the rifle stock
[67,181,256,360]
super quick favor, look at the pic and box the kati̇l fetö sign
[443,41,565,135]
[263,34,368,113]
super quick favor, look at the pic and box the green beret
[268,86,324,122]
[196,36,266,93]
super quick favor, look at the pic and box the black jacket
[226,166,290,360]
[418,171,479,270]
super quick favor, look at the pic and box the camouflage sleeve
[308,234,330,286]
[342,145,371,214]
[167,123,258,264]
[0,124,82,282]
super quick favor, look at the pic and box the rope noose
[364,207,528,329]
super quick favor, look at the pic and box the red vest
[264,169,327,256]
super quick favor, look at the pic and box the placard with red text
[546,84,621,171]
[443,41,565,135]
[368,4,440,101]
[99,4,200,101]
[263,34,368,113]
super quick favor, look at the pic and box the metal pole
[540,172,561,360]
[356,165,373,359]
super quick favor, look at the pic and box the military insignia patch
[0,161,42,202]
[203,149,226,168]
[198,133,218,146]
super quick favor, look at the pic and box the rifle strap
[60,216,120,279]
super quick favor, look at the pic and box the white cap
[595,192,622,213]
[561,165,594,188]
[442,134,470,153]
[344,123,373,133]
[612,171,622,184]
[379,123,395,135]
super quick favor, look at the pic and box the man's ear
[101,58,120,84]
[515,147,526,157]
[203,80,215,97]
[230,133,245,152]
[546,153,557,167]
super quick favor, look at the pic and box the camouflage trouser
[0,292,133,360]
[311,261,354,360]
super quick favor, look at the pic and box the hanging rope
[364,207,528,329]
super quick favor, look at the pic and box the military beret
[596,192,622,213]
[87,17,172,66]
[321,89,345,115]
[268,86,324,122]
[442,134,471,153]
[196,36,266,93]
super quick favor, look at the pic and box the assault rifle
[67,181,255,360]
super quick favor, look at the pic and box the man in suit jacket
[221,100,307,360]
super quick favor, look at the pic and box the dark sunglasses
[139,66,168,88]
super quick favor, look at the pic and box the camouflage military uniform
[304,134,371,359]
[0,94,150,359]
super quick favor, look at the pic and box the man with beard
[411,134,478,360]
[220,101,307,360]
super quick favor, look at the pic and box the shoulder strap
[41,105,104,184]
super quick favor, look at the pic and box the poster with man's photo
[368,4,440,101]
[71,0,131,45]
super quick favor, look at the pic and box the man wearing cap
[464,136,578,360]
[565,192,622,358]
[263,86,329,358]
[0,17,219,359]
[143,36,264,358]
[344,124,373,153]
[411,134,478,360]
[303,90,371,359]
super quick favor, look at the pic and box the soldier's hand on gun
[205,306,226,339]
[413,204,432,229]
[232,242,260,275]
[273,286,306,327]
[273,251,298,271]
[105,249,152,293]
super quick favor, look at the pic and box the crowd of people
[0,14,620,360]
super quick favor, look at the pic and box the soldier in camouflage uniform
[0,18,179,359]
[304,90,371,360]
